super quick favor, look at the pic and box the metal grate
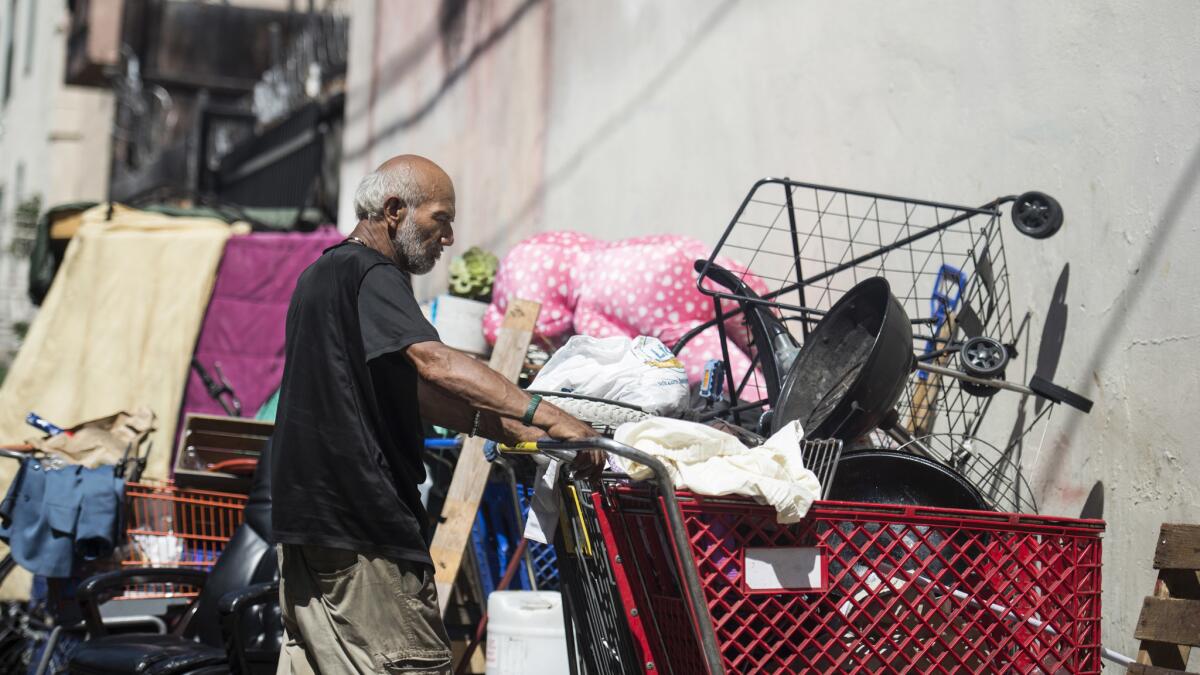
[801,438,843,500]
[896,433,1040,514]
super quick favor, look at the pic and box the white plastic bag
[530,335,689,415]
[612,418,821,523]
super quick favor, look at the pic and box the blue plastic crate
[469,481,560,593]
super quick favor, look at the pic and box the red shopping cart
[512,439,1104,675]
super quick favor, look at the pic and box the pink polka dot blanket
[483,231,770,395]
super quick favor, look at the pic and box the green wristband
[523,394,543,426]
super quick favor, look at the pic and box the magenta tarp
[179,229,343,431]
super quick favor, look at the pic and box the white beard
[393,215,438,275]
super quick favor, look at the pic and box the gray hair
[353,165,426,220]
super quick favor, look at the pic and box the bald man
[272,155,597,674]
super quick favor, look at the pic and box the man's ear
[383,196,407,235]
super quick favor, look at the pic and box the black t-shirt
[271,241,441,564]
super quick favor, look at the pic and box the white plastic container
[428,294,490,355]
[485,591,569,675]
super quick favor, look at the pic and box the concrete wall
[0,0,114,363]
[343,0,1200,659]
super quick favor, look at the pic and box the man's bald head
[351,155,456,274]
[353,154,453,221]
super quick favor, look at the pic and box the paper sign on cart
[744,547,825,592]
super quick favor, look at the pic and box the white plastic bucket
[485,591,569,675]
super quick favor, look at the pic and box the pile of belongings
[0,409,153,578]
[522,335,820,543]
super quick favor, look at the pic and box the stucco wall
[343,0,1200,660]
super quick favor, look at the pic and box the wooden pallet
[1131,523,1200,674]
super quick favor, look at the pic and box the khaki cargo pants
[276,544,452,674]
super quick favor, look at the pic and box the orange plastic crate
[119,482,247,599]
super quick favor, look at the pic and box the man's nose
[440,226,454,247]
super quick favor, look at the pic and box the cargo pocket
[302,546,363,608]
[380,650,452,674]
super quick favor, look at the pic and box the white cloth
[612,418,822,524]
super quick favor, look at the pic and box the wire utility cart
[674,179,1074,514]
[684,180,1064,443]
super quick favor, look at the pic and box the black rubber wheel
[961,380,1000,398]
[1011,191,1064,239]
[960,336,1009,377]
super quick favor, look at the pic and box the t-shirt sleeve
[358,264,441,361]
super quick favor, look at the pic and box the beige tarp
[0,204,238,597]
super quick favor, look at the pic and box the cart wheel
[1011,191,1063,239]
[961,380,1000,398]
[960,336,1009,377]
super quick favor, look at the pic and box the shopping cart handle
[505,441,544,453]
[484,439,575,462]
[489,440,553,459]
[490,435,725,673]
[491,439,584,464]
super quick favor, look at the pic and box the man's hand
[545,414,605,480]
[545,414,594,442]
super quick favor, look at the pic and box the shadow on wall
[1056,141,1200,449]
[346,0,742,247]
[1079,480,1104,520]
[439,0,471,67]
[346,0,545,161]
[1024,265,1073,499]
[999,265,1068,507]
[1035,264,1070,416]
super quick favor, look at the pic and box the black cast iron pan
[771,277,914,440]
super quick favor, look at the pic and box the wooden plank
[1138,568,1194,669]
[907,312,956,434]
[429,299,540,614]
[1135,597,1200,647]
[1155,524,1200,571]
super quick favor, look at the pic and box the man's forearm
[419,377,543,445]
[408,341,569,427]
[477,412,545,445]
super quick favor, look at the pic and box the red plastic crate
[594,489,1103,674]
